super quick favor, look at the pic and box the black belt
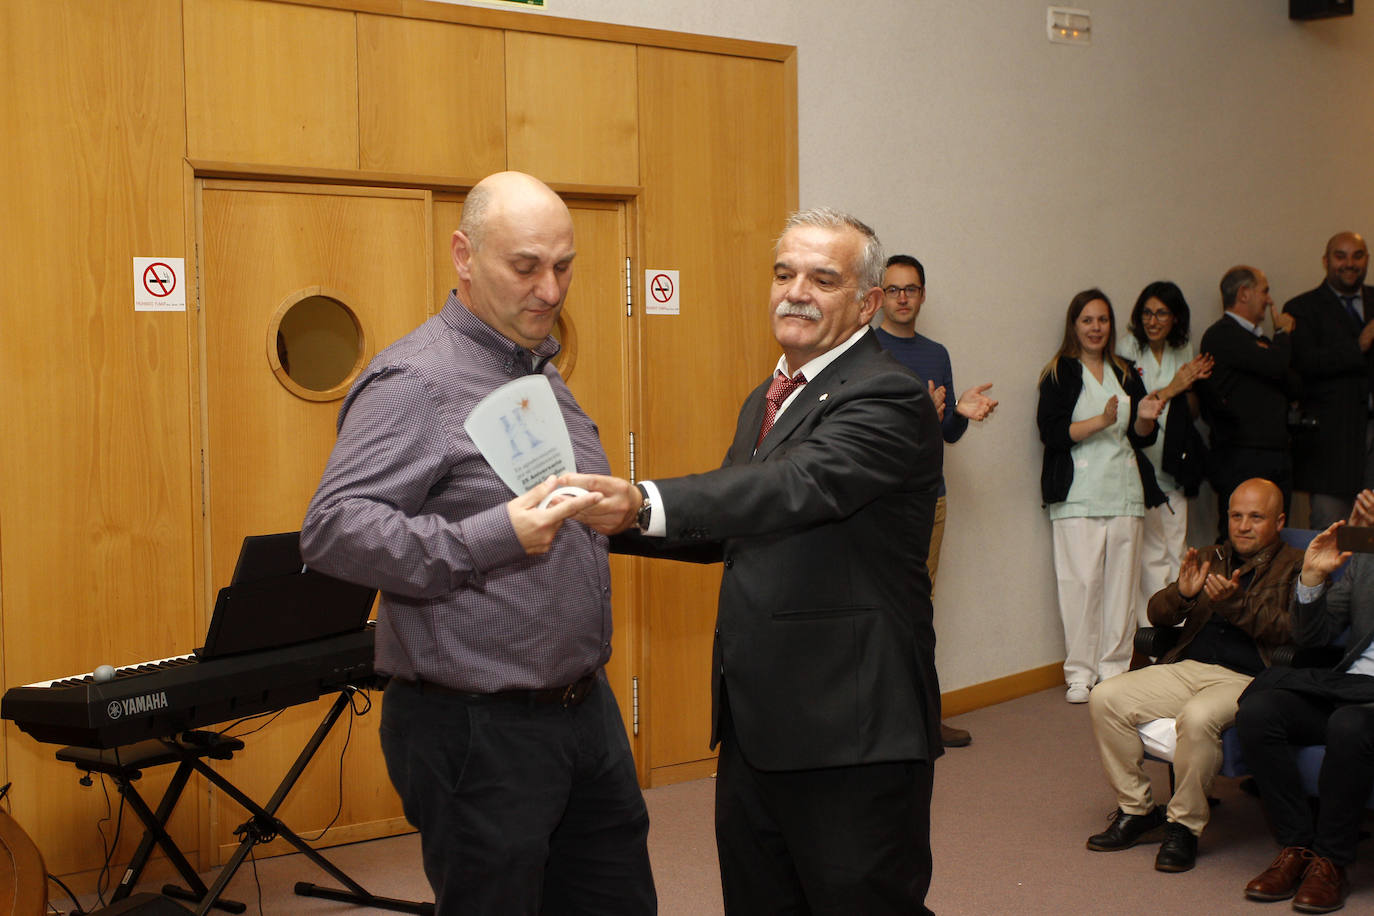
[399,673,598,708]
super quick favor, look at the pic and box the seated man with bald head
[1084,479,1301,874]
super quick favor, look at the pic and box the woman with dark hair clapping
[1118,281,1213,628]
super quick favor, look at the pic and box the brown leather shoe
[940,723,971,747]
[1244,846,1313,901]
[1293,855,1349,913]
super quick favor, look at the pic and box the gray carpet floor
[72,686,1374,914]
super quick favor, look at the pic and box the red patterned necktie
[756,371,806,447]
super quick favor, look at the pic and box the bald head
[1227,478,1285,557]
[451,171,576,348]
[459,171,572,252]
[1324,231,1368,295]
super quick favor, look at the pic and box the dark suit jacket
[615,332,944,771]
[1291,552,1374,673]
[1243,553,1374,706]
[1196,313,1297,453]
[1283,283,1374,496]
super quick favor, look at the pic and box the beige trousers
[1088,659,1251,835]
[927,494,947,592]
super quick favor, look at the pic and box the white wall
[443,0,1374,691]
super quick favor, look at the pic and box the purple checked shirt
[301,293,613,692]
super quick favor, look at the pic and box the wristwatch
[634,483,653,533]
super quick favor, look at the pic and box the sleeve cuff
[640,479,667,537]
[1295,578,1327,605]
[458,502,529,574]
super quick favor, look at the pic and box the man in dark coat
[565,207,944,915]
[1196,265,1299,539]
[1283,231,1374,529]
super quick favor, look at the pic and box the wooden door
[197,180,430,858]
[636,48,794,785]
[432,195,641,766]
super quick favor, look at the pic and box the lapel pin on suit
[818,392,829,401]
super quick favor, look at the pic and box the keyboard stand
[64,688,433,916]
[56,733,248,914]
[169,687,432,916]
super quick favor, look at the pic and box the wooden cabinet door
[197,180,430,858]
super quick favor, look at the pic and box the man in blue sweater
[875,254,996,747]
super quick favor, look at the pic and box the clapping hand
[955,383,997,421]
[928,381,947,421]
[1203,569,1242,602]
[1100,395,1119,427]
[1350,488,1374,526]
[1177,548,1212,599]
[1359,321,1374,353]
[1169,353,1214,395]
[1137,393,1164,422]
[1301,519,1353,587]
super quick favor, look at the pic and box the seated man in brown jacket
[1084,478,1302,873]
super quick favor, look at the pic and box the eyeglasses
[883,285,924,298]
[1140,308,1174,322]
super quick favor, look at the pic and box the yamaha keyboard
[1,624,376,749]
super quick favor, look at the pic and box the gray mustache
[775,302,822,321]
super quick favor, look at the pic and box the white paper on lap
[464,375,577,496]
[1138,717,1178,762]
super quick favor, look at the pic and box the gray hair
[458,183,494,250]
[780,207,885,295]
[1220,265,1260,309]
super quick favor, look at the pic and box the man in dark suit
[1283,232,1374,529]
[1196,265,1299,539]
[564,208,944,914]
[1236,489,1374,913]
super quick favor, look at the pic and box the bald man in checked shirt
[301,171,655,916]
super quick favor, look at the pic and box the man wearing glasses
[874,253,996,748]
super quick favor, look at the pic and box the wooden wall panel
[636,47,793,780]
[184,0,359,169]
[0,0,797,879]
[506,32,639,187]
[358,14,506,177]
[0,0,194,876]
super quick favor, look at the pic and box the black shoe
[940,723,972,747]
[1154,822,1198,872]
[1085,807,1165,851]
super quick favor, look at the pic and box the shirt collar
[774,326,870,381]
[1225,310,1262,337]
[440,290,561,372]
[1326,283,1363,304]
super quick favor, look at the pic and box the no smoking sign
[133,257,186,312]
[644,269,680,315]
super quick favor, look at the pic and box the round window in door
[267,288,366,401]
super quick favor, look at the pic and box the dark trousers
[379,675,656,916]
[1235,668,1374,866]
[715,712,934,916]
[1211,446,1292,541]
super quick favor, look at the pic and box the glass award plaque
[464,375,577,496]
